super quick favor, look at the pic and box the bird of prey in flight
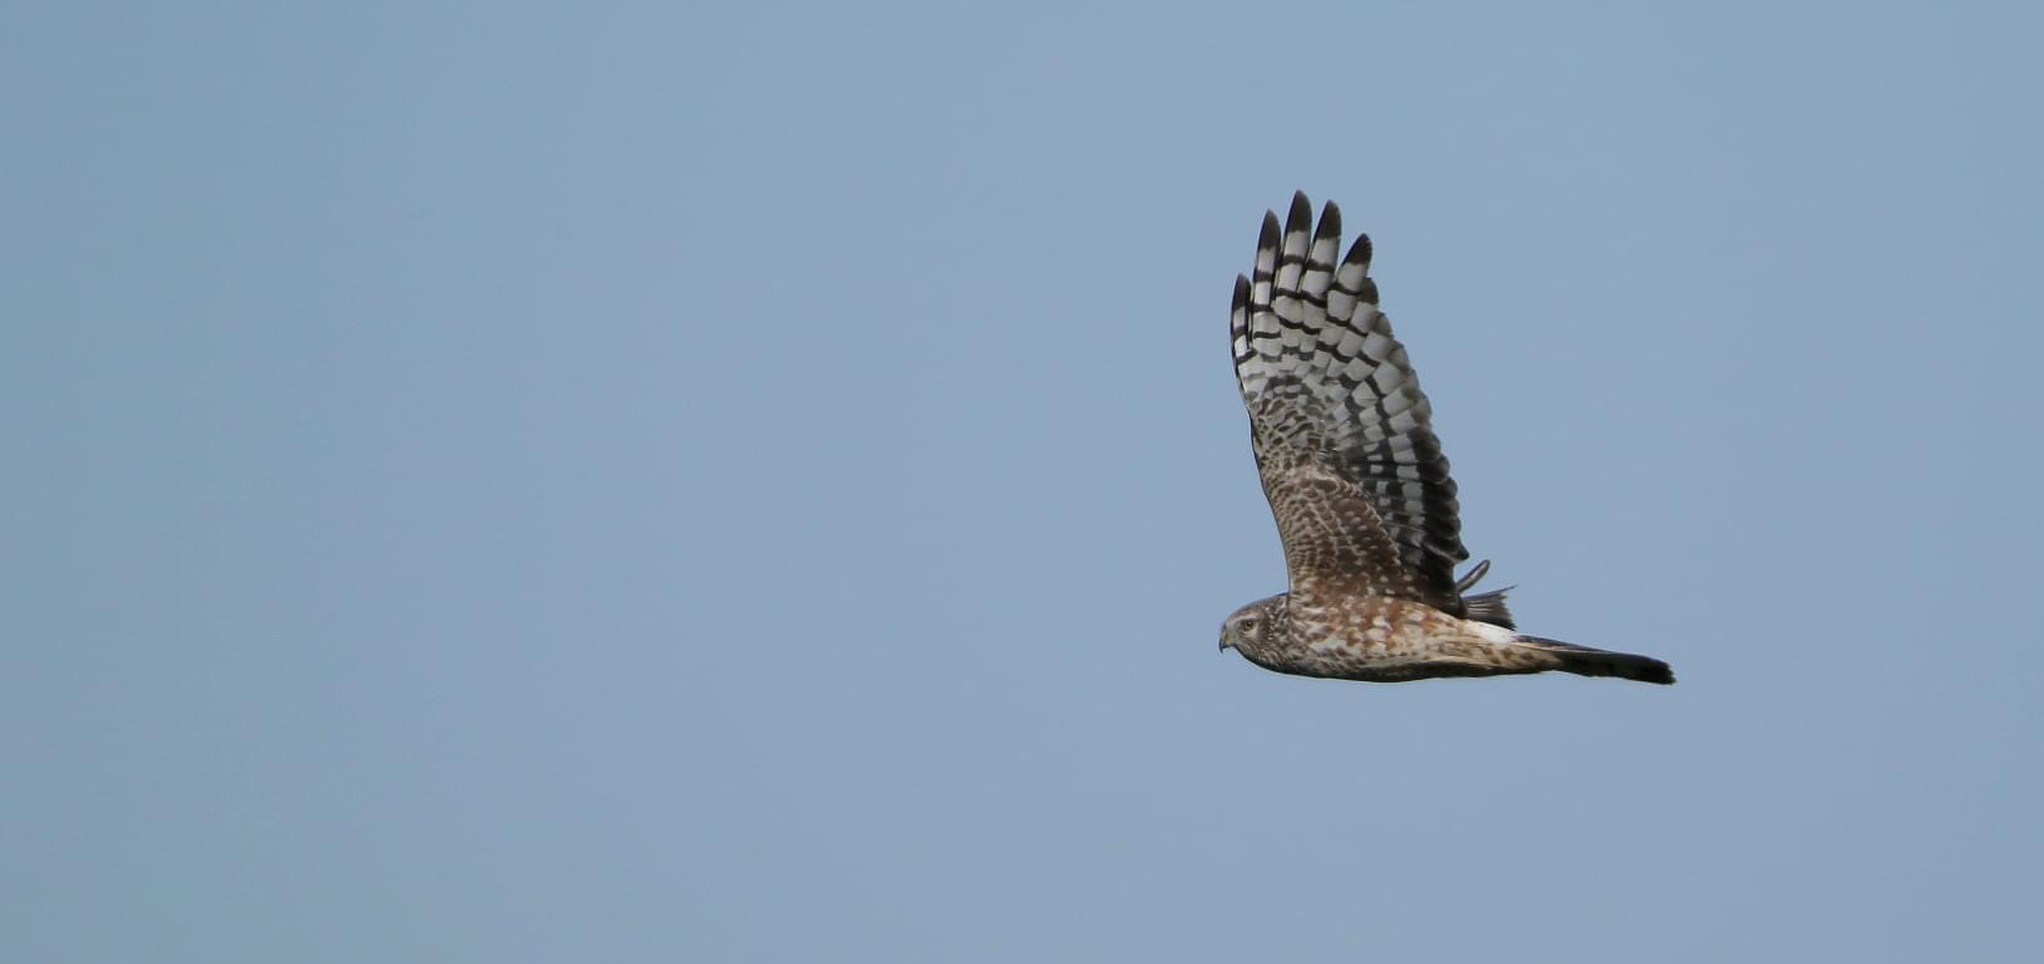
[1219,192,1674,685]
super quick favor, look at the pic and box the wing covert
[1232,192,1470,606]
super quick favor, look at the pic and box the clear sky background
[6,2,2042,961]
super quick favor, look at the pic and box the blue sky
[6,2,2042,961]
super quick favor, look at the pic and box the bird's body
[1219,192,1673,685]
[1228,594,1520,682]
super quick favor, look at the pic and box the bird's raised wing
[1230,192,1469,609]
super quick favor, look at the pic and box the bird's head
[1218,595,1286,661]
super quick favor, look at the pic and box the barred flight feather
[1233,192,1469,610]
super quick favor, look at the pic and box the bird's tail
[1517,635,1675,685]
[1454,560,1515,629]
[1463,588,1514,629]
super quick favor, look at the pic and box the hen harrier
[1219,192,1673,685]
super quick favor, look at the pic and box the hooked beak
[1218,637,1234,653]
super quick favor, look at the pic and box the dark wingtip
[1610,654,1677,685]
[1623,657,1677,685]
[1287,191,1313,231]
[1519,635,1676,686]
[1345,233,1373,270]
[1603,653,1675,685]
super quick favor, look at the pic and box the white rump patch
[1469,621,1517,645]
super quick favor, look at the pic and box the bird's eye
[1241,618,1258,634]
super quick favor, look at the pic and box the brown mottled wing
[1230,192,1468,609]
